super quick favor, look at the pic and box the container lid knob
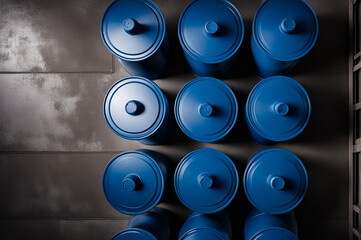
[125,100,143,116]
[268,175,285,190]
[274,102,289,116]
[122,174,141,192]
[205,21,219,35]
[280,18,296,33]
[198,174,214,189]
[198,103,213,117]
[123,18,138,34]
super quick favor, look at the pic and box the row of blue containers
[103,75,311,145]
[101,0,318,79]
[110,207,299,239]
[102,148,307,215]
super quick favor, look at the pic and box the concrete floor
[0,0,349,239]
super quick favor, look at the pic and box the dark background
[0,0,349,239]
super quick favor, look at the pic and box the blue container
[103,149,169,215]
[179,211,232,240]
[103,76,170,145]
[251,0,318,78]
[101,0,170,79]
[178,0,244,77]
[245,76,311,145]
[175,77,238,143]
[174,148,239,214]
[111,207,173,240]
[244,148,308,214]
[244,208,298,240]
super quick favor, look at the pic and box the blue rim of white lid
[245,76,311,142]
[101,0,166,61]
[103,76,168,141]
[174,77,238,142]
[243,148,308,214]
[102,151,165,215]
[178,0,244,64]
[252,0,319,61]
[174,148,239,214]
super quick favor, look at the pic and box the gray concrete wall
[0,0,349,239]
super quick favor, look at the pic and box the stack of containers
[244,0,318,239]
[101,1,175,239]
[99,0,319,239]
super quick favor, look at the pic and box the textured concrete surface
[0,0,349,239]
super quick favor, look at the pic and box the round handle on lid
[123,18,139,34]
[268,175,285,191]
[274,102,289,116]
[205,21,219,35]
[198,103,213,117]
[122,174,142,192]
[125,100,144,116]
[280,18,296,33]
[198,174,214,189]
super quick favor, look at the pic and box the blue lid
[244,149,308,214]
[175,77,238,142]
[178,0,244,64]
[103,151,165,215]
[179,229,227,240]
[251,230,298,240]
[112,229,157,240]
[101,0,166,61]
[246,76,311,142]
[253,0,318,61]
[103,77,167,141]
[175,149,239,214]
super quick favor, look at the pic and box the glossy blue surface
[244,149,308,214]
[175,77,238,143]
[179,211,232,240]
[112,208,172,240]
[251,0,318,78]
[178,0,244,77]
[244,208,298,240]
[103,77,170,145]
[103,150,169,215]
[101,0,170,79]
[245,76,311,145]
[174,149,239,214]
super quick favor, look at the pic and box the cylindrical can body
[174,148,239,214]
[174,77,238,143]
[244,208,298,240]
[103,149,170,215]
[103,76,170,145]
[178,0,244,77]
[251,0,318,78]
[179,211,232,240]
[111,207,173,240]
[245,76,311,145]
[101,0,170,79]
[244,148,308,214]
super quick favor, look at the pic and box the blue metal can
[101,0,170,79]
[179,211,232,240]
[175,77,238,143]
[244,208,298,240]
[245,76,311,145]
[244,148,308,214]
[251,0,318,78]
[103,76,170,145]
[103,150,170,215]
[174,148,239,214]
[178,0,244,77]
[111,207,173,240]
